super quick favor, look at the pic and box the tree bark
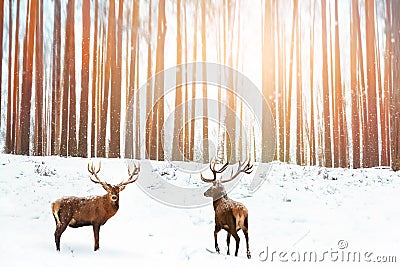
[78,0,90,157]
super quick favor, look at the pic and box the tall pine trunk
[5,0,13,153]
[91,0,98,157]
[321,0,332,166]
[262,0,276,162]
[364,0,379,167]
[201,0,209,162]
[78,0,90,157]
[172,0,183,161]
[20,0,38,155]
[34,0,43,156]
[109,0,123,158]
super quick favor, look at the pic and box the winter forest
[0,0,399,170]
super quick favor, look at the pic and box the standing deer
[51,161,140,251]
[201,159,253,259]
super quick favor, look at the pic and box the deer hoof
[247,251,251,259]
[216,247,220,254]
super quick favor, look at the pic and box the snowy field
[0,153,399,266]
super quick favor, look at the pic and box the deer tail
[51,201,61,226]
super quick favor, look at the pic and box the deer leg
[243,217,251,259]
[93,225,101,251]
[214,225,221,254]
[243,229,251,259]
[54,221,69,251]
[232,231,240,257]
[226,232,231,255]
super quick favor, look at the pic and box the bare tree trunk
[12,0,21,154]
[125,0,140,158]
[5,0,13,153]
[277,1,285,162]
[201,0,209,162]
[78,0,90,157]
[285,0,298,163]
[334,0,347,167]
[145,0,153,159]
[183,1,190,161]
[20,0,38,155]
[321,0,332,166]
[135,39,141,159]
[152,0,166,161]
[51,0,61,155]
[172,0,183,161]
[382,0,392,166]
[109,0,123,158]
[97,18,107,157]
[34,0,44,156]
[350,0,360,168]
[67,0,77,156]
[91,0,98,157]
[225,1,237,162]
[262,0,276,162]
[190,1,198,161]
[364,0,379,167]
[309,0,316,165]
[0,0,4,127]
[390,0,400,170]
[295,11,303,165]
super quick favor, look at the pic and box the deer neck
[212,194,229,210]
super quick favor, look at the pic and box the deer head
[87,161,140,203]
[201,159,253,201]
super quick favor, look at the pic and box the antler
[118,162,140,187]
[221,160,253,183]
[88,161,108,186]
[200,159,229,183]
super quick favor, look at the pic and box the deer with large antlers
[201,159,253,259]
[51,161,140,251]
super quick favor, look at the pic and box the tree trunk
[5,0,13,153]
[350,0,360,168]
[295,10,303,165]
[109,0,123,158]
[0,0,4,128]
[321,0,332,166]
[172,0,183,161]
[51,0,61,155]
[201,0,209,163]
[190,1,198,161]
[78,0,90,157]
[20,0,38,155]
[391,0,400,170]
[34,0,44,156]
[145,0,153,159]
[156,0,166,161]
[262,0,276,162]
[125,0,140,158]
[68,0,77,156]
[309,0,316,165]
[364,0,379,167]
[91,0,98,157]
[382,0,392,166]
[12,0,21,154]
[285,0,298,163]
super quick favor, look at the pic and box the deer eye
[111,195,118,201]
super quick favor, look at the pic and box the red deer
[51,161,140,251]
[201,159,253,259]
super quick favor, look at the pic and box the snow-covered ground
[0,154,399,266]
